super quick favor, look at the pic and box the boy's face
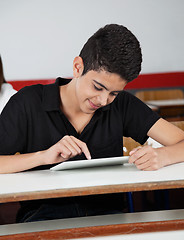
[74,68,127,114]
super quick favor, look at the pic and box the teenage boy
[0,24,184,222]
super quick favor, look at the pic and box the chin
[84,109,95,114]
[80,102,95,114]
[81,107,95,114]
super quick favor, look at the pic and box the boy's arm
[129,118,184,170]
[0,135,91,174]
[0,152,45,174]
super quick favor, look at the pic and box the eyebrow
[93,80,122,93]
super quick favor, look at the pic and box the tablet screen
[50,156,129,171]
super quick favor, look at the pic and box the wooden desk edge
[1,219,184,240]
[1,180,184,203]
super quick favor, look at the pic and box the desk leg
[126,192,134,212]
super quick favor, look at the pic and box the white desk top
[0,162,184,202]
[146,99,184,107]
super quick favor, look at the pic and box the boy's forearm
[158,140,184,168]
[0,151,45,174]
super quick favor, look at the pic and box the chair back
[135,89,184,101]
[123,137,143,156]
[171,121,184,131]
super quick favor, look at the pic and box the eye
[94,85,102,91]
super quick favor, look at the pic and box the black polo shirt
[0,78,160,221]
[0,78,160,163]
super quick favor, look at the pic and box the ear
[73,56,84,78]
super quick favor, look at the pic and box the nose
[99,92,109,106]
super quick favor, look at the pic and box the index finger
[129,146,142,163]
[70,136,91,160]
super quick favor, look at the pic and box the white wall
[0,0,184,80]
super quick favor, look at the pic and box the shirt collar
[42,77,110,112]
[43,77,71,111]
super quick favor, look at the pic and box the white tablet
[50,156,129,171]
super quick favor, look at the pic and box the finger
[59,145,72,159]
[142,166,158,171]
[129,146,142,156]
[129,145,153,164]
[135,156,159,171]
[62,137,82,156]
[129,147,144,164]
[142,164,159,171]
[134,153,152,165]
[135,159,152,170]
[141,158,160,171]
[70,136,91,159]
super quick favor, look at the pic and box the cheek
[76,84,93,102]
[83,84,96,99]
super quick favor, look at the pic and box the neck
[59,78,94,134]
[60,78,81,115]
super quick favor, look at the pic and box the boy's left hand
[129,145,164,171]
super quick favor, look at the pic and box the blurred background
[0,0,184,81]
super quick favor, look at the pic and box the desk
[146,99,184,107]
[1,163,184,239]
[1,162,184,203]
[75,229,184,240]
[0,210,184,239]
[146,99,184,120]
[146,104,159,112]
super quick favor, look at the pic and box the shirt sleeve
[0,91,28,155]
[118,91,160,144]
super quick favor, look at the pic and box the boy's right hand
[43,135,91,165]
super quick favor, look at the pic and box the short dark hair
[79,24,142,82]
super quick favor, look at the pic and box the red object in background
[7,72,184,91]
[8,79,56,91]
[125,72,184,89]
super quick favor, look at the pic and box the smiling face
[73,57,127,114]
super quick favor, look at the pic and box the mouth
[88,99,100,110]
